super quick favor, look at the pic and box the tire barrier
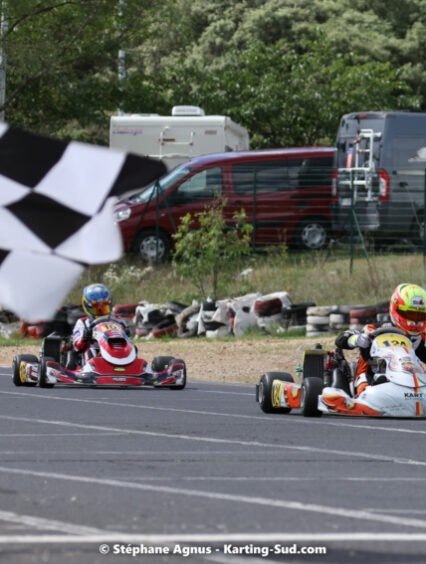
[14,296,393,342]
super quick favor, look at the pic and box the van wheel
[133,230,171,262]
[295,219,328,251]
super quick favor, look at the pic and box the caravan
[110,106,250,171]
[332,111,426,245]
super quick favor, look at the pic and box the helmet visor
[92,300,110,317]
[396,307,426,322]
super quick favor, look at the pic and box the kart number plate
[375,334,412,349]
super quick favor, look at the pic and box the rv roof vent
[172,105,205,116]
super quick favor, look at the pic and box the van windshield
[130,165,192,203]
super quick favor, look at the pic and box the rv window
[232,160,302,195]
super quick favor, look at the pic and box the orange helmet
[389,283,426,336]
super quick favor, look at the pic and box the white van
[332,111,426,245]
[109,106,250,171]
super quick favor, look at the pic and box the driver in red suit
[65,283,113,369]
[335,283,426,396]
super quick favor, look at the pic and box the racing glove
[348,333,371,349]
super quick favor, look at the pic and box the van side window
[174,166,223,202]
[232,160,302,195]
[298,157,334,188]
[392,136,426,170]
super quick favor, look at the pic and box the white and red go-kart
[257,327,426,417]
[12,316,186,389]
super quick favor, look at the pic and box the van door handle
[230,200,245,206]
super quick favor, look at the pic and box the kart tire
[300,377,323,417]
[38,356,55,388]
[151,355,175,372]
[151,356,187,390]
[12,354,38,387]
[258,372,293,414]
[169,358,187,390]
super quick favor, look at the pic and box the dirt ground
[0,335,341,384]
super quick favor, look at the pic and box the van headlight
[114,208,131,222]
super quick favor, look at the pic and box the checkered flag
[0,124,166,320]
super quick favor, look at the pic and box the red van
[114,147,335,261]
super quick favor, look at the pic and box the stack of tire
[253,292,292,334]
[328,304,366,333]
[349,301,390,331]
[176,302,201,339]
[133,301,186,339]
[306,305,331,337]
[112,303,138,335]
[281,303,315,332]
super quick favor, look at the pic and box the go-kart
[256,327,426,417]
[12,315,186,389]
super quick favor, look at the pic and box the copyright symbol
[99,544,110,555]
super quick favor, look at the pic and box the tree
[165,34,419,147]
[172,202,253,300]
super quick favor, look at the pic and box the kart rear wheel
[300,377,323,417]
[38,356,55,388]
[12,354,38,387]
[258,372,293,414]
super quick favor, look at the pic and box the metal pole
[0,1,8,122]
[349,169,354,275]
[252,167,257,255]
[118,0,125,116]
[423,170,426,284]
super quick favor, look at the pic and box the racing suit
[63,316,94,369]
[336,324,426,395]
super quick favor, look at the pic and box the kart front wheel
[258,372,293,414]
[300,376,323,417]
[152,356,187,390]
[38,356,55,388]
[12,354,38,387]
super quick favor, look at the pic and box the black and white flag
[0,124,166,320]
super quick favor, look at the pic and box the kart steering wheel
[370,326,407,338]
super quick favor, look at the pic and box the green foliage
[2,0,426,145]
[172,201,253,299]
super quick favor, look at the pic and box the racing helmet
[82,283,112,319]
[389,283,426,336]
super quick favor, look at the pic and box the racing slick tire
[12,354,38,387]
[258,372,293,414]
[169,358,187,390]
[300,377,323,417]
[38,356,55,388]
[151,356,187,390]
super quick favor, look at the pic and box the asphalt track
[1,366,426,564]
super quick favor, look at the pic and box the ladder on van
[338,128,382,202]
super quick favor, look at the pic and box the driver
[335,283,426,396]
[73,283,113,355]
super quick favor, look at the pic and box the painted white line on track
[0,465,426,531]
[2,390,426,436]
[0,432,125,437]
[0,510,107,536]
[1,532,426,544]
[1,413,426,469]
